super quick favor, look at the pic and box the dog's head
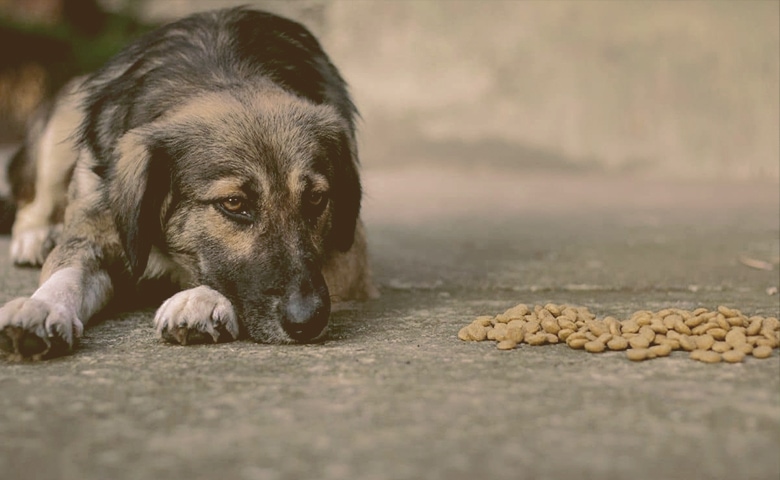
[109,88,361,343]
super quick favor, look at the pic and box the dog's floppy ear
[327,130,361,252]
[109,130,172,277]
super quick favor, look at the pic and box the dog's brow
[203,178,249,199]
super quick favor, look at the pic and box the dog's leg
[11,80,83,266]
[153,285,240,345]
[0,256,113,361]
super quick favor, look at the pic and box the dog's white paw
[0,297,83,361]
[10,225,61,266]
[154,286,239,345]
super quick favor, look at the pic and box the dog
[0,7,376,361]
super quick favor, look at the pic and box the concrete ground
[0,164,778,480]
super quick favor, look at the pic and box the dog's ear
[110,130,172,277]
[327,130,361,252]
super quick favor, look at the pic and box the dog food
[458,303,779,363]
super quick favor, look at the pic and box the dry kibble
[718,305,740,318]
[673,319,692,335]
[621,320,640,334]
[607,336,629,351]
[626,348,654,361]
[649,343,672,357]
[467,323,488,342]
[557,317,577,331]
[541,318,560,335]
[506,325,524,343]
[725,329,747,347]
[692,323,715,335]
[711,342,731,353]
[752,345,773,359]
[660,338,680,351]
[755,337,777,348]
[544,303,562,316]
[604,317,622,336]
[696,334,716,351]
[746,318,763,336]
[708,328,728,341]
[638,326,656,342]
[628,336,651,349]
[508,319,524,330]
[584,341,606,353]
[457,326,472,341]
[596,333,612,344]
[685,315,707,328]
[524,321,541,335]
[496,339,517,350]
[693,350,722,363]
[459,303,777,363]
[526,333,548,346]
[722,349,745,363]
[585,320,608,337]
[678,335,697,351]
[649,319,668,334]
[503,304,530,319]
[557,328,575,341]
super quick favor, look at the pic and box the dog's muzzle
[281,271,330,342]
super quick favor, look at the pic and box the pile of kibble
[458,303,779,363]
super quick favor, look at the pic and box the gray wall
[111,0,780,180]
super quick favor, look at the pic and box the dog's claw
[154,286,239,346]
[0,298,80,361]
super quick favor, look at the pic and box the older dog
[0,7,376,360]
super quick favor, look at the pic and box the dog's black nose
[282,280,330,342]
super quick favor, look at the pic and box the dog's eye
[305,190,328,217]
[307,191,326,207]
[216,196,252,223]
[221,197,245,213]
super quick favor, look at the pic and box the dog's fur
[0,7,376,360]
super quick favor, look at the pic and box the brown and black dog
[0,7,376,360]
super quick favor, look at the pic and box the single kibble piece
[458,326,472,341]
[693,350,722,363]
[567,337,588,350]
[752,345,773,359]
[584,341,606,353]
[467,323,488,342]
[711,341,731,353]
[503,304,530,319]
[557,328,575,341]
[708,328,728,341]
[649,343,672,357]
[607,336,629,351]
[506,325,524,343]
[626,348,654,361]
[526,333,548,346]
[722,350,745,363]
[496,340,517,350]
[678,335,697,351]
[628,336,651,349]
[696,335,716,351]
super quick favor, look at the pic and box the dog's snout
[281,276,330,342]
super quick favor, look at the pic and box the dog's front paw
[10,225,61,266]
[154,286,239,345]
[0,297,83,361]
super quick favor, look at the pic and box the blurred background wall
[1,0,778,180]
